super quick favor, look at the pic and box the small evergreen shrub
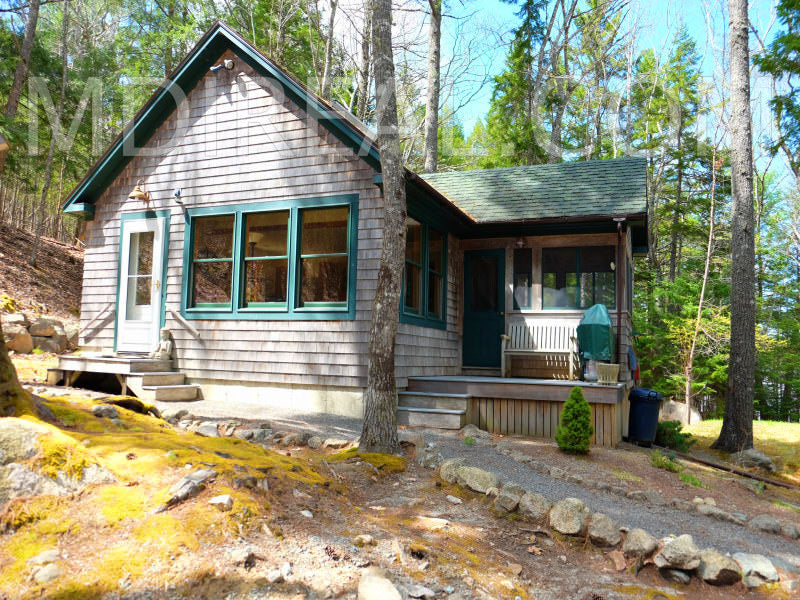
[655,420,695,453]
[555,387,594,454]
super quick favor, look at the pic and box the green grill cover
[577,304,614,361]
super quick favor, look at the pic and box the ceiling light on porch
[515,237,527,248]
[128,181,150,203]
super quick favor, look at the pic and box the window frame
[181,194,358,321]
[541,245,616,310]
[400,215,448,330]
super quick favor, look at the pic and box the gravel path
[156,399,800,574]
[434,437,800,574]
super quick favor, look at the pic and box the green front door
[463,249,505,368]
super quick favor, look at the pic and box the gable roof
[420,157,647,224]
[62,21,384,214]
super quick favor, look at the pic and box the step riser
[397,410,466,429]
[398,395,469,411]
[140,387,199,402]
[128,373,185,386]
[406,379,469,394]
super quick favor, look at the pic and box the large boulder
[733,553,779,588]
[730,448,776,472]
[2,312,29,328]
[493,483,525,513]
[32,336,67,354]
[588,513,621,547]
[697,548,742,585]
[29,317,61,337]
[455,465,500,494]
[358,567,402,600]
[653,534,700,570]
[64,324,80,348]
[3,323,33,354]
[518,491,552,522]
[750,513,781,534]
[549,497,589,536]
[623,528,657,559]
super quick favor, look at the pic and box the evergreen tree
[555,387,593,454]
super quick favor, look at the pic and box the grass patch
[686,419,800,483]
[612,468,643,483]
[678,471,703,487]
[650,450,682,473]
[330,448,407,473]
[774,500,800,513]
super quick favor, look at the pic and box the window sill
[400,312,447,330]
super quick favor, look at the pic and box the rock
[549,498,589,536]
[266,569,284,584]
[454,465,500,494]
[659,568,691,584]
[406,583,436,599]
[354,534,376,547]
[32,562,61,583]
[358,567,402,600]
[323,438,350,449]
[438,458,465,484]
[418,446,443,469]
[28,549,60,566]
[697,548,742,585]
[64,324,79,348]
[733,553,779,587]
[92,404,119,419]
[31,335,64,354]
[161,469,216,509]
[750,513,781,534]
[0,419,50,465]
[161,408,188,424]
[232,476,257,490]
[780,579,800,595]
[307,435,324,449]
[281,432,306,446]
[782,522,800,539]
[494,484,525,513]
[588,513,621,547]
[229,546,259,568]
[280,561,292,579]
[653,535,700,570]
[29,317,60,337]
[445,495,462,505]
[209,494,233,511]
[3,324,33,354]
[196,422,219,437]
[518,491,552,522]
[2,312,29,327]
[696,504,743,523]
[623,528,657,559]
[300,509,313,518]
[399,430,425,451]
[731,448,776,472]
[459,424,491,440]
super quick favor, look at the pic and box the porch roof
[420,157,647,224]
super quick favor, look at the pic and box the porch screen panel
[404,217,423,314]
[298,206,349,304]
[244,210,289,306]
[580,246,615,308]
[191,215,234,306]
[542,247,578,308]
[513,248,532,310]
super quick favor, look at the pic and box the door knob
[500,311,505,316]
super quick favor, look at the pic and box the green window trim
[400,216,448,330]
[180,195,358,321]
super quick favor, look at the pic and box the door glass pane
[245,211,289,257]
[193,262,233,304]
[125,231,154,319]
[245,259,288,304]
[428,228,443,273]
[300,256,348,303]
[470,256,498,311]
[404,263,422,313]
[301,206,348,254]
[193,215,234,259]
[543,247,578,308]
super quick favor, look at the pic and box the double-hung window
[401,215,447,328]
[542,246,615,309]
[183,195,357,320]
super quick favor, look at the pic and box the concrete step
[127,372,186,387]
[398,391,471,411]
[396,406,466,429]
[139,384,199,402]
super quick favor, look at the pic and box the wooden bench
[500,322,579,379]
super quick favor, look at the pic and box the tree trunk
[669,115,683,283]
[713,0,755,452]
[356,2,371,120]
[359,0,404,454]
[0,0,42,176]
[0,319,35,417]
[423,0,441,173]
[320,0,338,97]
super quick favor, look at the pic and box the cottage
[53,23,648,446]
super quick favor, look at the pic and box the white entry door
[116,216,167,353]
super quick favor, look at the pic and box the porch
[398,375,629,447]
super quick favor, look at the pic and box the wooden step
[139,384,199,402]
[406,377,469,395]
[396,406,466,429]
[127,372,186,387]
[398,391,470,411]
[57,355,173,375]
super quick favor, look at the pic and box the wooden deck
[403,376,630,446]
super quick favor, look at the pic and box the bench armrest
[500,334,511,341]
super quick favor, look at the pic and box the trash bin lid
[576,304,614,361]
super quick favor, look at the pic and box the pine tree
[555,387,593,454]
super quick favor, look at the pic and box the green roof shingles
[420,157,647,224]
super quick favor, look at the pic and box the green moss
[0,495,68,532]
[330,448,407,473]
[1,294,19,312]
[98,486,146,525]
[50,544,146,600]
[132,513,200,552]
[36,429,94,480]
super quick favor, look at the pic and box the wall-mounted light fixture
[515,237,527,248]
[210,59,235,73]
[128,181,149,202]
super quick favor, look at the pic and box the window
[401,216,447,328]
[513,248,532,310]
[183,195,357,320]
[542,246,615,309]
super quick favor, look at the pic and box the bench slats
[501,321,578,378]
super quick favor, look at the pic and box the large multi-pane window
[402,216,447,327]
[184,196,356,319]
[542,246,615,309]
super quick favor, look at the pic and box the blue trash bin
[628,388,663,445]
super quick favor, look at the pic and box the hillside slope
[0,224,83,320]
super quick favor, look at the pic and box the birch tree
[360,0,404,454]
[713,0,754,451]
[423,0,441,172]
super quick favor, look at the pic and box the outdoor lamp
[128,181,150,202]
